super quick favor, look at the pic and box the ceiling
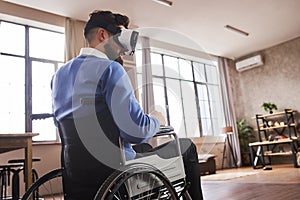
[4,0,300,59]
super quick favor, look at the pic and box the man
[51,10,203,199]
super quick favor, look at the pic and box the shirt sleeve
[100,61,160,144]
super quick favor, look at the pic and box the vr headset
[113,29,139,56]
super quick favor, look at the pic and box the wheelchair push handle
[30,113,54,120]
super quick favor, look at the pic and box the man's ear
[96,28,106,42]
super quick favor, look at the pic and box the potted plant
[237,118,255,166]
[262,102,278,114]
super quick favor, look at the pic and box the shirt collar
[79,48,108,59]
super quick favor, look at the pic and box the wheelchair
[21,114,192,200]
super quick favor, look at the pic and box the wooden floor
[201,164,300,200]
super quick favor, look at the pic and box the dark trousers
[134,138,204,200]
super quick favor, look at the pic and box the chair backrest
[57,115,125,199]
[57,115,123,170]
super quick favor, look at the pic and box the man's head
[84,10,129,41]
[84,10,137,60]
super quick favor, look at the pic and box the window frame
[136,50,225,137]
[0,20,64,142]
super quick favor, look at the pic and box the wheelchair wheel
[94,163,179,200]
[21,168,64,200]
[181,191,192,200]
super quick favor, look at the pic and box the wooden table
[0,133,38,190]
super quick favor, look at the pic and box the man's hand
[150,111,166,126]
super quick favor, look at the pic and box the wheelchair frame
[21,114,191,200]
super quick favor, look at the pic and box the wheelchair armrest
[155,126,174,134]
[153,126,177,139]
[153,132,176,138]
[153,128,181,158]
[153,126,177,145]
[119,126,182,164]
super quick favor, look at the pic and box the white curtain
[218,57,242,167]
[65,18,86,62]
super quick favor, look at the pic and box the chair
[7,158,40,200]
[0,158,40,200]
[0,163,23,200]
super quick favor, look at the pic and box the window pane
[193,62,206,82]
[0,21,25,56]
[197,84,208,101]
[197,84,213,135]
[32,61,55,113]
[199,100,210,118]
[208,85,225,133]
[206,65,219,84]
[164,55,179,79]
[58,62,64,69]
[153,78,166,118]
[151,53,163,76]
[32,61,56,141]
[201,118,213,135]
[29,27,64,61]
[0,55,25,132]
[135,50,142,73]
[208,85,221,103]
[211,117,220,135]
[137,74,143,106]
[32,118,57,141]
[166,78,186,137]
[179,59,193,81]
[181,81,199,137]
[208,85,222,116]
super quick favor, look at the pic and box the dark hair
[84,10,129,38]
[114,13,129,29]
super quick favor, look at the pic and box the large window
[0,21,64,141]
[136,51,225,137]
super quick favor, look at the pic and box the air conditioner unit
[235,54,263,72]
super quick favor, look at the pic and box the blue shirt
[51,48,160,160]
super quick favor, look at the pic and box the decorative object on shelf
[274,135,287,140]
[274,121,280,126]
[280,122,285,126]
[267,121,274,126]
[268,134,275,141]
[261,102,278,114]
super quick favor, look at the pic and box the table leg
[24,138,33,190]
